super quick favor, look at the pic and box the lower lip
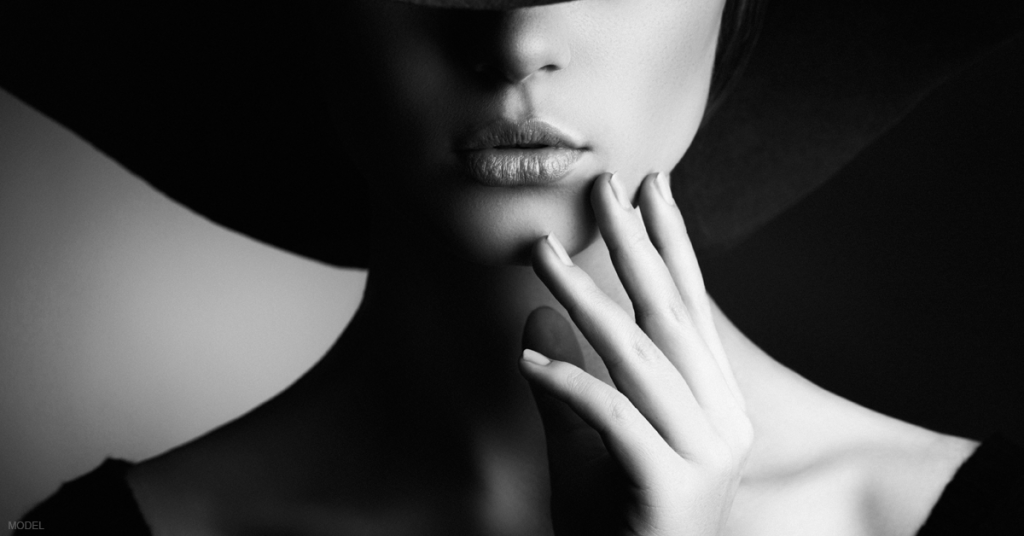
[458,147,586,186]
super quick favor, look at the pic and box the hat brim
[676,0,1024,254]
[394,0,567,8]
[1,0,1021,267]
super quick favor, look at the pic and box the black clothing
[15,459,149,535]
[915,435,1024,535]
[16,436,1024,535]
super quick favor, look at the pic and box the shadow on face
[314,0,725,266]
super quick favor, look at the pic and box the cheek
[326,3,464,177]
[326,1,724,266]
[581,0,723,185]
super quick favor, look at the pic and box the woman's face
[320,0,725,265]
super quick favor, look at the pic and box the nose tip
[474,10,571,85]
[486,34,569,84]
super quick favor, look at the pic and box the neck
[302,229,635,531]
[327,229,628,437]
[307,219,896,517]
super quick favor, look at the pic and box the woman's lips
[454,119,588,186]
[459,146,586,186]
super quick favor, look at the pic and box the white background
[0,88,368,531]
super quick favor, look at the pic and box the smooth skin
[125,169,975,536]
[122,1,978,534]
[520,172,752,535]
[123,172,978,532]
[314,0,722,265]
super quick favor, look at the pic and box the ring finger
[532,233,715,454]
[592,173,737,412]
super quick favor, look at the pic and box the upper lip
[454,119,587,151]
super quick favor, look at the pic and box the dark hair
[706,0,768,119]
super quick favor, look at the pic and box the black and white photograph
[1,1,1022,534]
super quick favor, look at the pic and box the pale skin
[124,1,978,534]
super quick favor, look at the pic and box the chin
[412,148,693,267]
[429,179,600,267]
[375,130,698,267]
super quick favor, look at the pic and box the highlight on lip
[454,118,589,186]
[461,146,586,186]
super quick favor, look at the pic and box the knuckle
[625,225,651,251]
[564,278,602,319]
[606,395,638,425]
[633,307,660,331]
[635,296,692,333]
[627,329,661,365]
[562,366,592,399]
[663,296,692,326]
[609,221,652,255]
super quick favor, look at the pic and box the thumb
[521,307,606,475]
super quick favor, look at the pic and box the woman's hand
[519,172,753,536]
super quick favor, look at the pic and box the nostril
[471,12,571,85]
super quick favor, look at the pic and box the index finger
[637,173,745,407]
[531,233,716,456]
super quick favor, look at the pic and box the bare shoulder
[857,432,977,535]
[729,430,978,536]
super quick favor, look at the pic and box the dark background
[699,35,1024,445]
[1,1,1021,524]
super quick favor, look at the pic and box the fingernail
[608,173,633,211]
[522,349,551,366]
[545,234,574,266]
[655,172,675,206]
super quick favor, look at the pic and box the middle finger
[532,233,714,455]
[591,172,735,412]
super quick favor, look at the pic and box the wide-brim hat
[1,0,1021,266]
